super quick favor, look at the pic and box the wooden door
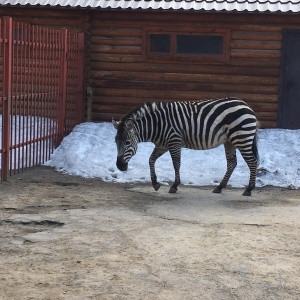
[278,30,300,129]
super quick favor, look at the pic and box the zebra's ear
[112,119,121,129]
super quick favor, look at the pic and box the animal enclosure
[0,17,84,181]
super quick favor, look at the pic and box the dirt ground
[0,166,299,300]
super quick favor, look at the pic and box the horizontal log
[231,49,280,59]
[230,58,280,68]
[90,61,279,77]
[94,88,226,100]
[231,40,281,51]
[90,54,144,63]
[90,53,281,68]
[232,31,282,41]
[89,28,142,38]
[92,79,278,95]
[93,96,142,107]
[90,45,142,55]
[90,71,278,86]
[90,36,142,47]
[93,87,277,102]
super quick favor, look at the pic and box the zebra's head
[113,118,138,171]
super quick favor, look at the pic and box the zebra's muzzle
[116,156,128,171]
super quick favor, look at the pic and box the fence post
[1,17,13,181]
[57,28,68,145]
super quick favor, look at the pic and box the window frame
[144,28,231,63]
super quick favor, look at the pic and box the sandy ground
[0,166,299,300]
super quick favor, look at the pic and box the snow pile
[45,122,300,189]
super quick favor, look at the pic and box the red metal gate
[0,17,84,181]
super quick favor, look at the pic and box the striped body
[113,97,259,196]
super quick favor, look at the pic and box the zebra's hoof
[212,187,222,193]
[153,183,161,191]
[242,190,251,196]
[169,186,177,193]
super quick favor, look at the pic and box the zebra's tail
[252,126,259,163]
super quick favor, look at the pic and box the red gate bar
[57,28,68,146]
[1,16,12,181]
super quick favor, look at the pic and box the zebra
[113,97,259,196]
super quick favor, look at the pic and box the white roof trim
[0,0,299,12]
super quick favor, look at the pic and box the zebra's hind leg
[149,146,168,191]
[239,150,258,196]
[213,142,237,194]
[168,143,182,193]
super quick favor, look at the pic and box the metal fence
[0,17,84,181]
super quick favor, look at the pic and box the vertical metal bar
[45,27,51,163]
[42,27,47,164]
[30,25,34,168]
[11,20,16,175]
[42,27,47,163]
[16,22,21,173]
[37,25,41,166]
[51,29,57,156]
[23,24,30,169]
[32,26,36,167]
[39,27,45,165]
[27,23,32,169]
[45,28,51,163]
[32,27,39,165]
[57,28,67,146]
[1,17,13,181]
[54,29,60,152]
[67,31,73,134]
[21,22,25,172]
[77,32,84,125]
[52,29,58,157]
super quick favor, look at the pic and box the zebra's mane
[122,102,165,122]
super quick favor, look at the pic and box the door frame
[277,29,300,128]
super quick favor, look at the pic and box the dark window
[176,35,223,55]
[149,34,171,53]
[145,29,230,62]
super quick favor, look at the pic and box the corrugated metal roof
[0,0,299,12]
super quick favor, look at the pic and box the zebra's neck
[126,102,164,143]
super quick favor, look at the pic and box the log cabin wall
[89,10,300,128]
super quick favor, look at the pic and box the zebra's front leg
[149,146,168,191]
[168,143,181,193]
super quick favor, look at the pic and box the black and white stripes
[113,97,259,196]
